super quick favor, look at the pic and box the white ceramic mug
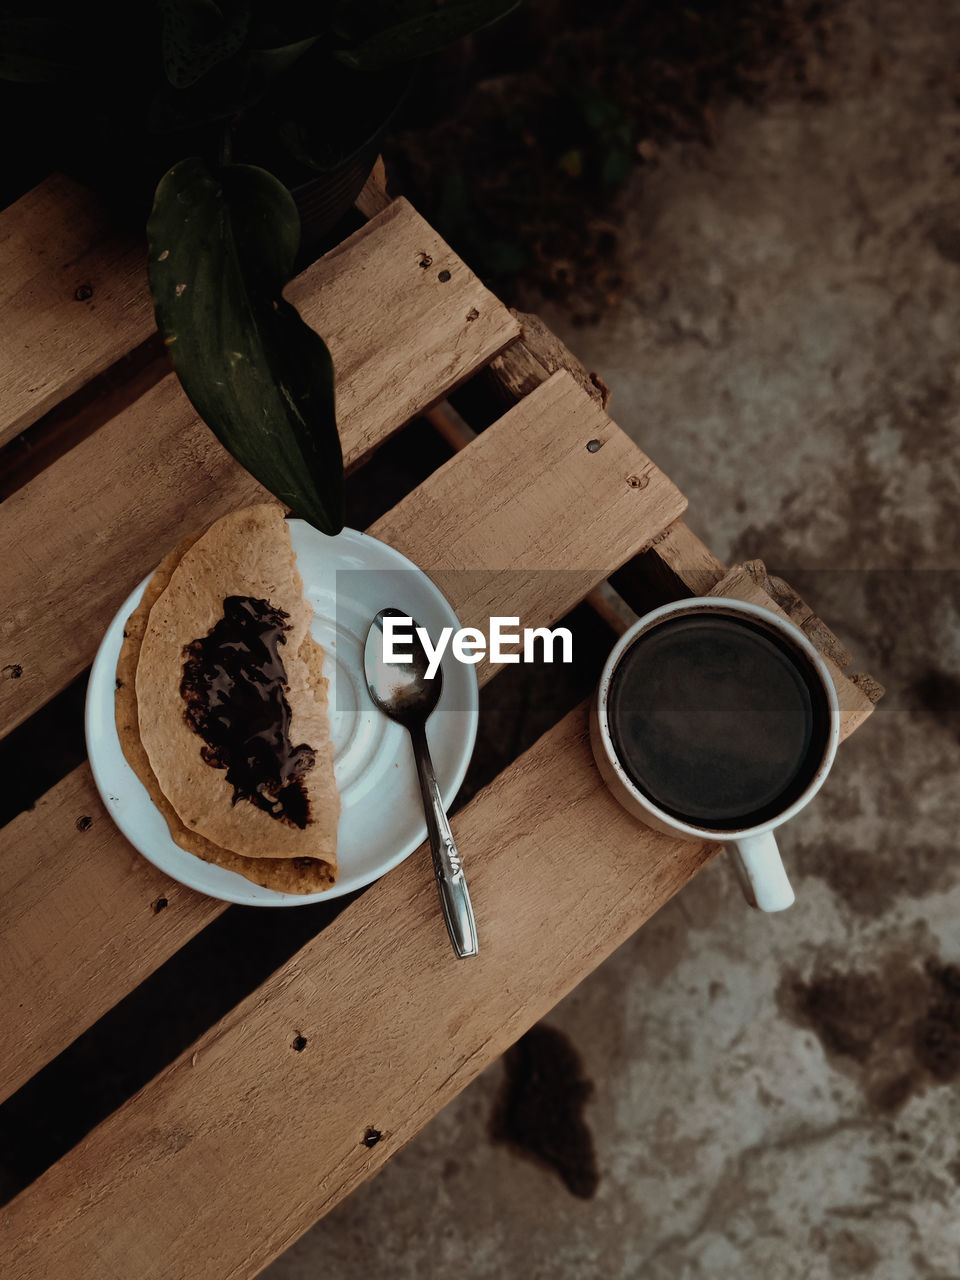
[590,597,840,912]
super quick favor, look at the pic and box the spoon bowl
[363,607,442,725]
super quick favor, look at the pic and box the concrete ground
[265,2,960,1276]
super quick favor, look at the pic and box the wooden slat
[372,370,686,684]
[709,566,876,737]
[0,370,681,1101]
[850,670,885,706]
[611,519,727,615]
[0,199,520,739]
[646,520,727,595]
[0,375,269,739]
[354,158,391,220]
[0,704,719,1280]
[738,558,854,669]
[475,292,735,609]
[0,768,222,1101]
[0,335,169,503]
[0,175,154,446]
[289,198,520,470]
[486,307,610,409]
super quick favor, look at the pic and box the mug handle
[725,831,795,912]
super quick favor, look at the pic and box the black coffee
[607,613,831,831]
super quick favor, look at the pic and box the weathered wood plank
[289,198,520,470]
[0,768,222,1102]
[849,671,885,705]
[486,307,610,409]
[0,335,169,503]
[354,158,391,220]
[0,370,682,1102]
[610,519,727,616]
[738,557,856,671]
[0,175,154,446]
[372,370,686,684]
[709,565,876,738]
[0,375,269,740]
[0,199,520,739]
[0,704,718,1280]
[645,520,728,595]
[475,300,738,610]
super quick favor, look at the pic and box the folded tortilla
[116,505,338,893]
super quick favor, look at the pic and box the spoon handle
[409,722,478,959]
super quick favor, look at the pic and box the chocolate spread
[180,596,315,827]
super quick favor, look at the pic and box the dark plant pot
[288,71,412,253]
[290,131,382,245]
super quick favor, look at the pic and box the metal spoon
[363,607,478,958]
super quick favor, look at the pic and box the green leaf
[147,35,318,132]
[241,36,318,81]
[147,158,344,534]
[160,0,252,88]
[335,0,520,70]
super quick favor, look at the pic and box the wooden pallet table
[0,171,883,1279]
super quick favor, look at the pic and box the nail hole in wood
[627,474,648,490]
[466,307,479,322]
[154,896,168,914]
[437,269,451,283]
[3,663,23,679]
[586,439,603,453]
[74,284,93,301]
[75,815,93,833]
[292,1034,308,1052]
[363,1128,382,1148]
[418,253,432,269]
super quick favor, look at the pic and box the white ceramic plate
[85,523,479,906]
